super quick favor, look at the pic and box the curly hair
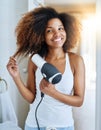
[14,6,81,57]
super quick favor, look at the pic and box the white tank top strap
[64,53,72,76]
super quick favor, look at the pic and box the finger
[43,79,50,86]
[8,56,17,65]
[10,56,17,62]
[7,59,18,69]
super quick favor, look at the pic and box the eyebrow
[46,25,63,28]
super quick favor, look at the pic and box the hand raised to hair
[6,57,20,78]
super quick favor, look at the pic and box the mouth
[53,38,62,42]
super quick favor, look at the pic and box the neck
[46,49,65,60]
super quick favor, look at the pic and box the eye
[46,29,52,33]
[58,27,64,31]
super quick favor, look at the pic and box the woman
[7,7,85,130]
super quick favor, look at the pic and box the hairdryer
[31,54,62,84]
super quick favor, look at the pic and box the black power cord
[35,92,44,130]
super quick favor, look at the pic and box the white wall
[96,0,101,129]
[0,0,29,129]
[45,0,96,4]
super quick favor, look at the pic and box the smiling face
[45,18,66,49]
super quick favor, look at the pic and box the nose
[53,30,60,37]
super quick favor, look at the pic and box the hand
[6,56,20,78]
[39,78,56,96]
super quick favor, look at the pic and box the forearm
[13,76,35,103]
[51,90,84,107]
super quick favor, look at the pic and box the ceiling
[44,0,96,14]
[44,0,96,5]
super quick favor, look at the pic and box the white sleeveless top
[26,53,74,127]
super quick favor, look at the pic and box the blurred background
[0,0,101,130]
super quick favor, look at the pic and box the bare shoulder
[68,52,85,73]
[68,52,84,63]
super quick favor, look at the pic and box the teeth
[54,38,61,42]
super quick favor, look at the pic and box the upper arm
[27,56,37,96]
[69,53,85,102]
[73,55,85,101]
